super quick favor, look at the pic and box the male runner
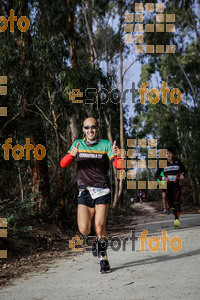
[60,117,123,273]
[158,170,170,214]
[156,148,186,228]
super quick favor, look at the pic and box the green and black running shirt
[68,139,115,188]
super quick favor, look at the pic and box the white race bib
[87,187,111,200]
[168,175,177,181]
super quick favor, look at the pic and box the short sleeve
[178,159,186,176]
[107,141,114,160]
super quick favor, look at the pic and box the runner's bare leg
[77,204,95,236]
[162,192,166,208]
[94,204,109,239]
[162,192,169,209]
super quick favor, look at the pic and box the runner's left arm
[112,156,125,169]
[179,159,186,177]
[107,141,124,169]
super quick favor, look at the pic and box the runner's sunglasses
[84,125,97,130]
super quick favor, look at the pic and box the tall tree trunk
[118,37,124,204]
[103,112,119,207]
[38,1,65,213]
[31,131,49,215]
[66,0,78,143]
[82,0,98,64]
[86,0,94,66]
[48,90,65,209]
[66,0,77,68]
[114,0,124,207]
[18,1,50,215]
[64,0,79,207]
[69,114,79,142]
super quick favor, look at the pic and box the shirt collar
[84,137,100,147]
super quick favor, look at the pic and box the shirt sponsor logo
[79,153,103,159]
[164,166,180,172]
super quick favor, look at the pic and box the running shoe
[163,209,167,214]
[174,219,180,229]
[167,209,170,215]
[100,259,111,274]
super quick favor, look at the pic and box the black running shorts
[166,183,181,206]
[78,189,111,208]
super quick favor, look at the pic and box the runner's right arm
[156,168,164,180]
[60,141,79,168]
[60,153,74,168]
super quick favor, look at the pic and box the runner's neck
[168,159,174,164]
[84,138,100,147]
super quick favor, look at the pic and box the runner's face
[83,118,98,141]
[166,151,173,162]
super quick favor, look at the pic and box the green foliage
[0,194,35,235]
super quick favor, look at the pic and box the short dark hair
[166,147,174,153]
